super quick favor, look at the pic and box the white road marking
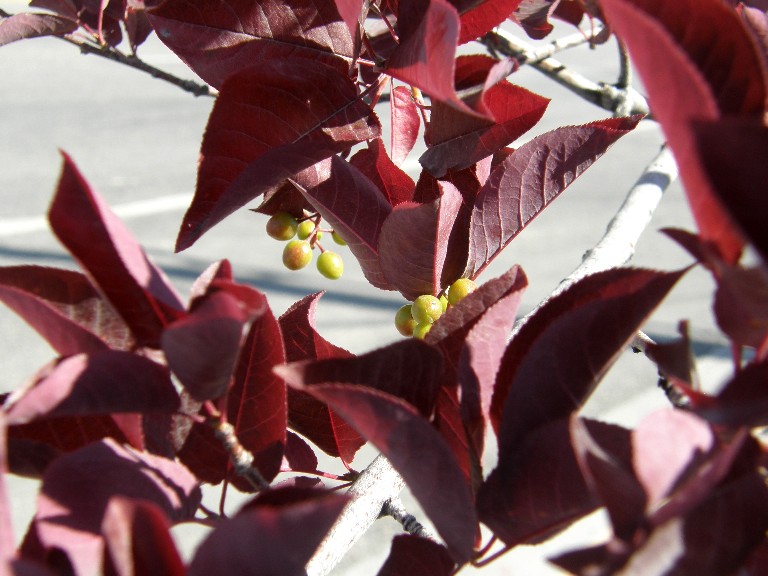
[0,192,193,238]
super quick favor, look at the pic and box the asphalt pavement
[0,15,732,575]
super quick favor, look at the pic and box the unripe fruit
[439,294,449,313]
[332,230,347,246]
[394,304,416,336]
[282,240,313,270]
[317,251,344,280]
[447,278,477,305]
[413,322,432,339]
[297,219,316,240]
[411,295,442,325]
[266,212,298,241]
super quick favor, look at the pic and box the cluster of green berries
[395,278,478,339]
[266,212,347,280]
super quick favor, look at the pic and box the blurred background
[0,7,732,574]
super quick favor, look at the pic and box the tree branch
[306,454,406,576]
[380,496,440,542]
[480,28,649,117]
[513,144,678,335]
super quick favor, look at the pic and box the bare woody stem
[480,28,649,117]
[211,420,270,491]
[381,496,440,542]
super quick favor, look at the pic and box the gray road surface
[0,14,731,575]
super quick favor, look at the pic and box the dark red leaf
[713,263,768,348]
[276,338,444,417]
[225,304,287,486]
[693,118,768,265]
[459,0,523,44]
[187,487,348,576]
[162,290,249,401]
[304,384,477,563]
[695,359,768,428]
[101,498,185,576]
[296,157,394,290]
[570,417,646,541]
[148,0,353,88]
[420,56,548,177]
[377,535,455,576]
[0,415,14,561]
[644,320,697,386]
[175,420,228,486]
[28,439,200,576]
[187,259,233,303]
[601,0,766,263]
[464,116,641,278]
[477,418,599,545]
[278,294,364,463]
[335,0,366,39]
[176,59,380,251]
[0,267,111,356]
[349,138,415,207]
[0,12,78,46]
[455,269,526,466]
[283,430,318,474]
[378,183,464,300]
[4,351,178,425]
[513,0,559,39]
[49,153,184,347]
[390,85,421,167]
[387,0,484,116]
[6,415,127,476]
[491,268,684,452]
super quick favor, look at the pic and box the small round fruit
[297,219,316,240]
[317,251,344,280]
[332,230,347,246]
[413,322,432,339]
[266,212,298,241]
[282,240,313,270]
[394,304,416,336]
[447,278,478,305]
[411,295,442,325]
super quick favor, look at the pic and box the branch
[306,454,406,576]
[480,28,649,117]
[513,144,679,335]
[65,37,215,97]
[380,496,440,542]
[0,7,214,97]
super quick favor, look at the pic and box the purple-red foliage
[2,0,768,574]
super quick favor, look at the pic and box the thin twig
[212,420,270,491]
[67,38,215,97]
[380,496,440,542]
[480,28,649,117]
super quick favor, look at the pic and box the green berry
[413,322,432,339]
[411,295,442,325]
[447,278,477,306]
[394,304,416,336]
[297,219,316,240]
[332,230,347,246]
[317,251,344,280]
[282,240,313,270]
[266,212,298,241]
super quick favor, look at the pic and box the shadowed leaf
[601,0,766,262]
[304,384,477,563]
[377,535,455,576]
[187,487,348,576]
[148,0,353,88]
[49,154,184,347]
[4,351,178,425]
[390,85,421,167]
